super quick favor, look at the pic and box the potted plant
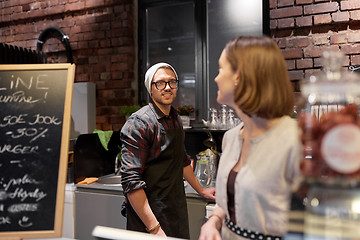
[176,104,194,127]
[119,105,141,119]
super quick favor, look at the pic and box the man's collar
[149,101,176,119]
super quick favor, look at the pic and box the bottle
[219,104,228,130]
[209,108,218,130]
[228,109,235,128]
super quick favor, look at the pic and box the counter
[71,128,219,240]
[74,180,214,240]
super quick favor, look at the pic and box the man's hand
[183,165,216,199]
[127,189,167,237]
[152,226,166,236]
[200,187,216,200]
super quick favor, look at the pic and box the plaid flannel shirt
[120,101,191,194]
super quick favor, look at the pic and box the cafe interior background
[3,0,360,133]
[1,0,360,239]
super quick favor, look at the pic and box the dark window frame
[138,0,270,123]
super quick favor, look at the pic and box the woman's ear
[234,74,240,87]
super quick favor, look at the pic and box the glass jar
[299,50,360,182]
[195,154,212,188]
[297,50,360,239]
[304,183,360,239]
[209,108,218,130]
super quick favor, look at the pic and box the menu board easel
[0,64,75,239]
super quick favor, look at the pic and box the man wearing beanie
[120,63,215,238]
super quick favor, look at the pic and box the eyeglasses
[152,80,179,90]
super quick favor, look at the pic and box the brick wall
[270,0,360,91]
[0,0,136,131]
[2,0,360,130]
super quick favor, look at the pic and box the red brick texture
[3,1,360,129]
[271,0,360,82]
[0,0,135,131]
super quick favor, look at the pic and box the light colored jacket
[216,116,302,237]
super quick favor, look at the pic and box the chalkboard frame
[0,64,75,239]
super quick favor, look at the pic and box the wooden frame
[0,64,75,239]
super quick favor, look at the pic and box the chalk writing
[29,114,61,125]
[0,144,39,154]
[0,73,50,105]
[3,174,39,191]
[9,160,23,167]
[0,90,43,103]
[9,74,49,90]
[0,217,11,225]
[0,191,6,201]
[8,203,38,213]
[18,216,33,228]
[6,128,49,143]
[0,114,27,127]
[8,188,47,202]
[0,114,62,127]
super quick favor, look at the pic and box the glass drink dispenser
[297,50,360,239]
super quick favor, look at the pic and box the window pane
[146,3,196,111]
[207,0,263,110]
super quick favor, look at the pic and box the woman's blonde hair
[224,36,294,119]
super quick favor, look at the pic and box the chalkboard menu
[0,64,75,239]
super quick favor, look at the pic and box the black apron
[126,126,190,239]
